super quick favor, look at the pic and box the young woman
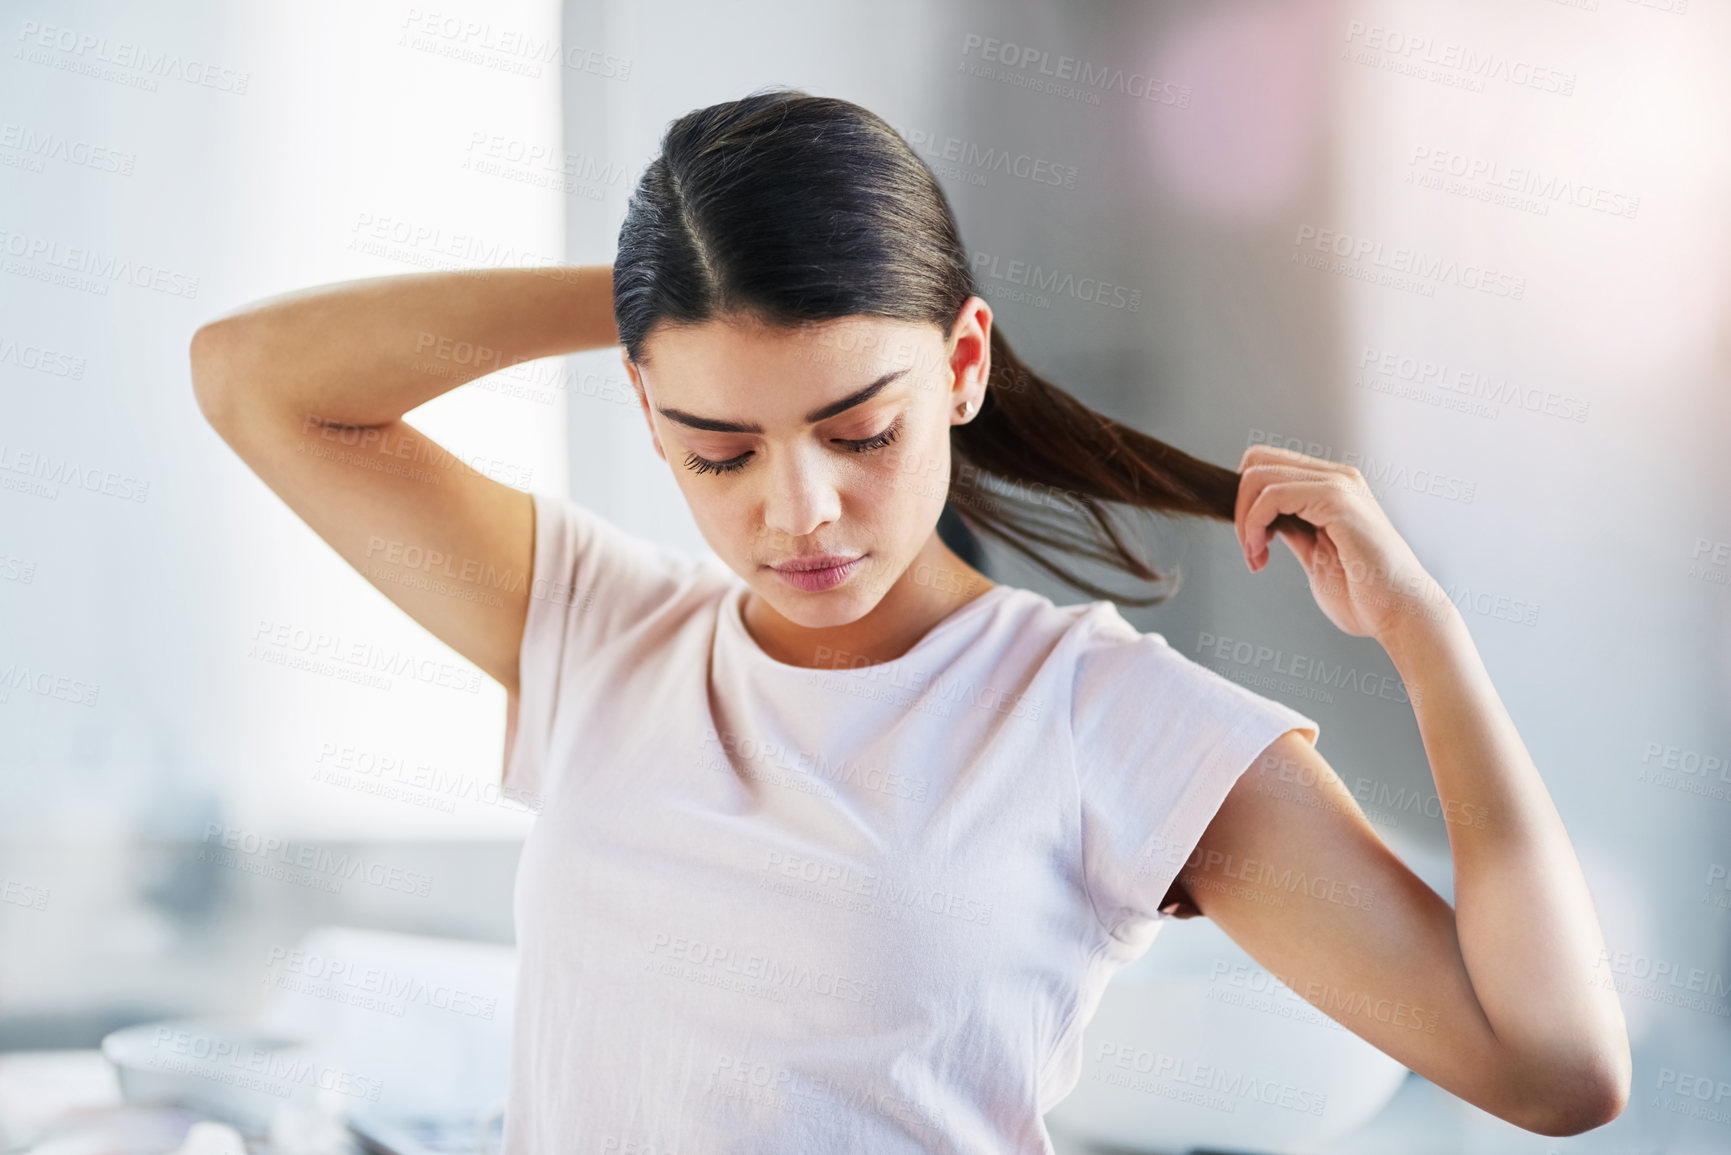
[190,89,1629,1153]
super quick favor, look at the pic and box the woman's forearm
[191,264,617,427]
[1378,605,1631,1094]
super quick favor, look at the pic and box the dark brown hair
[613,86,1300,606]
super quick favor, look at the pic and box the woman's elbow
[189,320,240,428]
[1515,1060,1631,1137]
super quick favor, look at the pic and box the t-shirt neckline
[721,581,1015,676]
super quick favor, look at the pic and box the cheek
[879,425,952,512]
[680,485,757,558]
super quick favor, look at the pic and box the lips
[766,552,867,593]
[769,553,863,573]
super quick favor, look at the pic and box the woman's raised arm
[1165,443,1632,1135]
[187,265,617,696]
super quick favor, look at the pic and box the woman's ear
[622,353,667,464]
[947,296,993,418]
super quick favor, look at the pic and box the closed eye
[838,413,903,454]
[682,414,904,477]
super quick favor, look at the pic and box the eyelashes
[682,414,904,477]
[683,453,751,476]
[841,413,904,455]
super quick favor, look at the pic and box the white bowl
[101,1017,318,1135]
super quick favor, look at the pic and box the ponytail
[950,327,1304,606]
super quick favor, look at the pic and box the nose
[760,443,843,540]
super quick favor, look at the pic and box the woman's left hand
[1234,444,1455,644]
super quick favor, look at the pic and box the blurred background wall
[2,0,1727,1150]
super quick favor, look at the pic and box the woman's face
[623,298,992,630]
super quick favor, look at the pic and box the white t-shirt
[500,491,1320,1154]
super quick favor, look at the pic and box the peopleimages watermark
[0,877,50,910]
[396,8,631,81]
[889,448,1086,518]
[262,944,498,1020]
[0,552,36,585]
[0,226,200,298]
[1247,427,1477,504]
[1180,845,1377,912]
[1341,21,1576,97]
[298,406,534,490]
[1352,776,1488,831]
[1207,959,1440,1035]
[970,250,1141,313]
[446,356,637,412]
[758,849,995,927]
[361,534,528,609]
[312,739,541,815]
[1205,958,1349,1035]
[1637,738,1731,803]
[1653,1066,1731,1129]
[1553,0,1692,14]
[1590,946,1730,1018]
[0,658,100,708]
[1291,225,1525,302]
[346,211,573,276]
[644,927,880,1008]
[1702,863,1731,914]
[199,825,435,897]
[808,638,1044,723]
[14,20,250,95]
[1197,630,1423,708]
[0,441,149,503]
[957,33,1191,109]
[699,727,930,802]
[143,1026,381,1104]
[1689,536,1730,591]
[247,617,483,695]
[0,332,87,379]
[1405,145,1639,220]
[460,129,628,201]
[1355,345,1590,425]
[1251,746,1491,831]
[1089,1042,1329,1116]
[712,1052,947,1136]
[892,123,1079,190]
[0,120,135,176]
[799,650,953,720]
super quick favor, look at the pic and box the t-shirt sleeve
[501,490,710,805]
[1069,607,1321,940]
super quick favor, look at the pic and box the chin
[752,569,884,628]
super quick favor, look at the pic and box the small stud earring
[957,399,975,419]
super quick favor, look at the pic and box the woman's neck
[739,533,995,669]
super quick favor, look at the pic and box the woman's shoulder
[988,584,1158,654]
[967,585,1184,700]
[985,586,1240,710]
[523,489,738,641]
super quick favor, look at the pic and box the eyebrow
[655,368,910,433]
